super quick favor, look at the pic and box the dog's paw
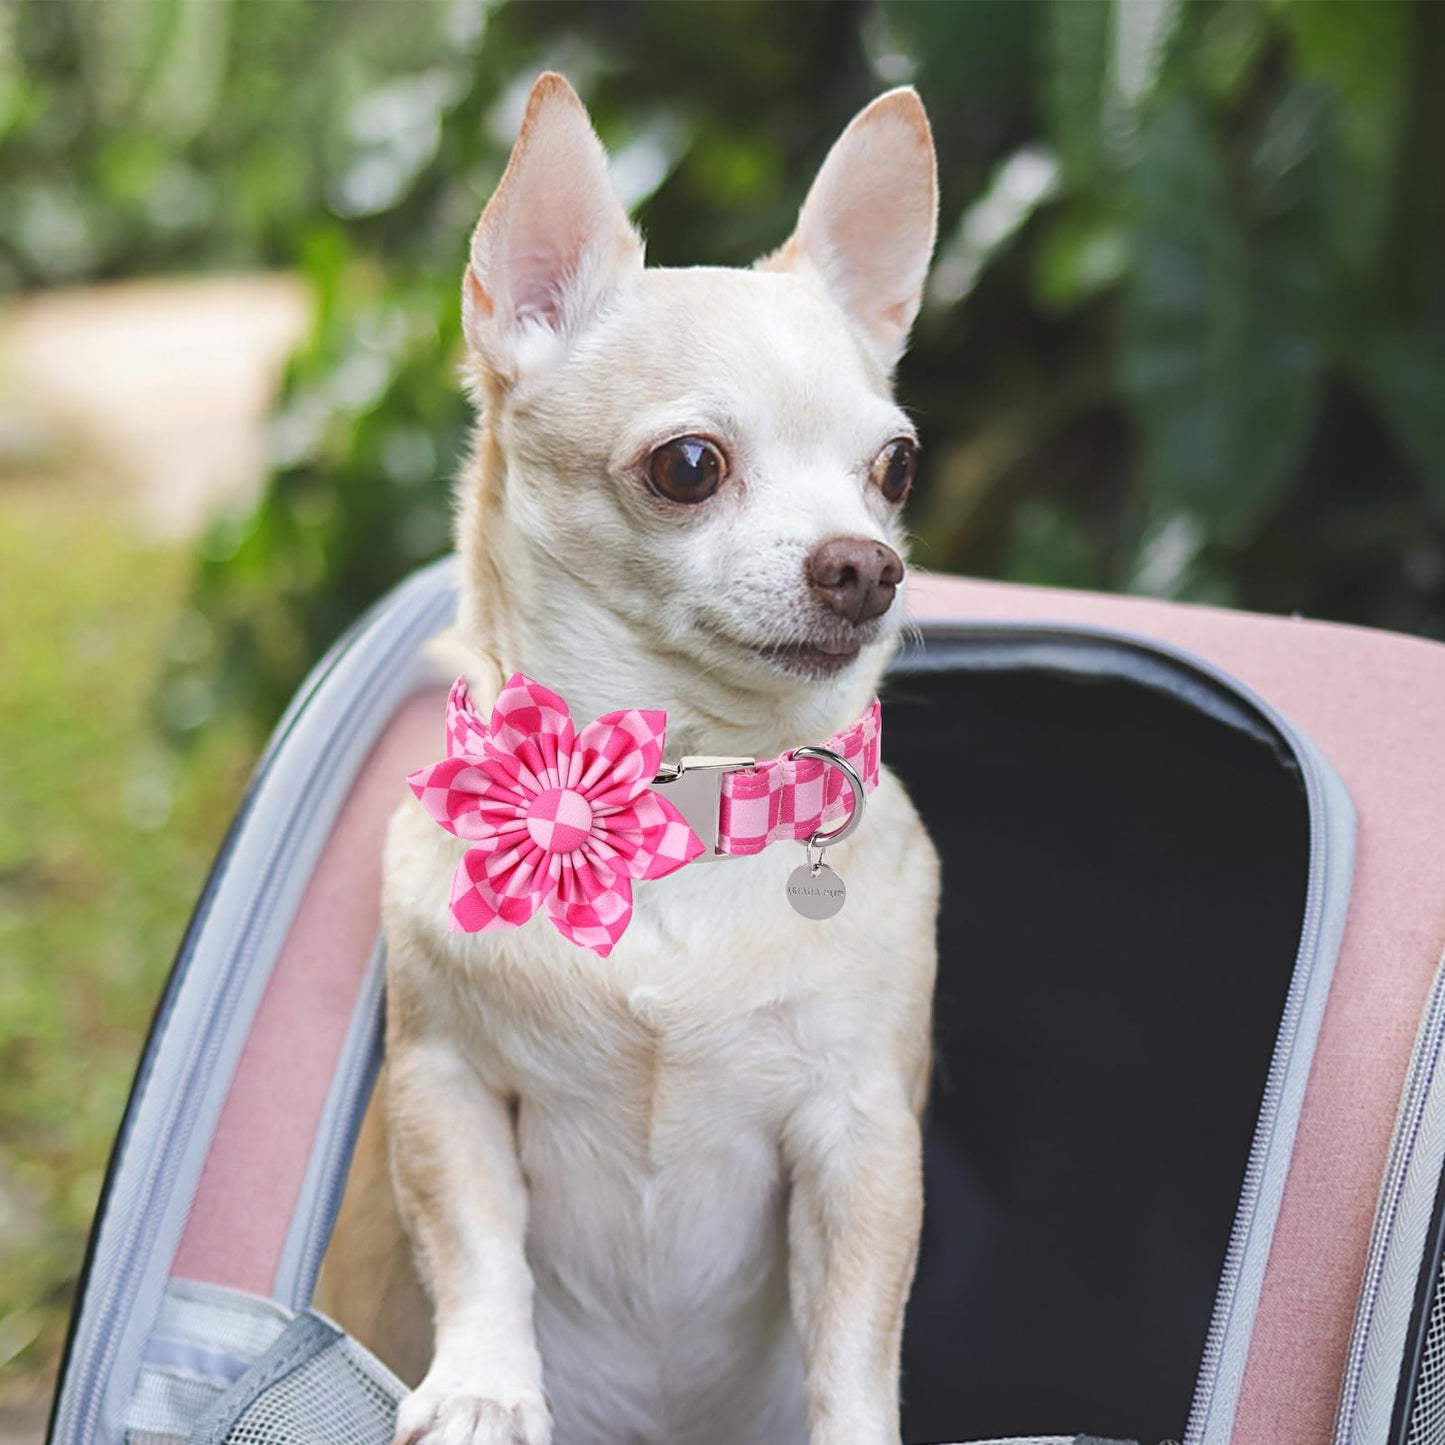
[393,1384,551,1445]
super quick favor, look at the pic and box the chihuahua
[321,72,940,1445]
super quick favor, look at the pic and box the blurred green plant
[901,0,1445,626]
[184,0,1445,735]
[7,0,1444,732]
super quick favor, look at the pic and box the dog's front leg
[388,1036,549,1445]
[786,1087,924,1445]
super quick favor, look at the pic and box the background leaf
[1120,85,1329,546]
[1043,0,1112,187]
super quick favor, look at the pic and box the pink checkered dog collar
[408,673,881,956]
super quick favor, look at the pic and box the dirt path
[0,273,309,539]
[0,1407,47,1445]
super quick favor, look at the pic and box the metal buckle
[791,746,867,849]
[652,756,755,861]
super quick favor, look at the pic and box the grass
[0,482,258,1404]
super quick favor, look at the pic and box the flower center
[526,786,594,855]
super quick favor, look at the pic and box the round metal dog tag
[786,863,846,920]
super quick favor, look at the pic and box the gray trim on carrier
[1333,949,1445,1445]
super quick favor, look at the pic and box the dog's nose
[805,537,904,625]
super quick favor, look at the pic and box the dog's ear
[464,73,643,380]
[760,88,937,372]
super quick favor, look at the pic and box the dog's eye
[647,437,724,504]
[871,439,917,505]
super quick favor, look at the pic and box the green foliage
[1121,85,1331,546]
[900,0,1445,620]
[136,0,1445,730]
[1,0,497,288]
[9,0,1444,724]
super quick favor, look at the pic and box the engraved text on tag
[786,862,846,920]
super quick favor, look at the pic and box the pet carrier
[45,558,1445,1445]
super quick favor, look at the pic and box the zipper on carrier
[1332,955,1445,1444]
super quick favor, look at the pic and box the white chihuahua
[322,72,941,1445]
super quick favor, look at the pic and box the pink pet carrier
[45,559,1445,1445]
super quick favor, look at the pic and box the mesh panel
[126,1281,297,1443]
[128,1372,221,1445]
[1408,1254,1445,1444]
[212,1337,402,1445]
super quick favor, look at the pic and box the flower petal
[408,755,532,843]
[574,708,669,809]
[445,676,491,759]
[419,676,693,954]
[599,789,706,880]
[489,673,576,794]
[448,844,545,933]
[543,859,633,958]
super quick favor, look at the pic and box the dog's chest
[449,860,826,1329]
[470,856,826,1162]
[512,981,791,1265]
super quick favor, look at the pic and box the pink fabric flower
[408,674,705,956]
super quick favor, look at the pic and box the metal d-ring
[792,746,867,851]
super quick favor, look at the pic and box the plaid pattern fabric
[717,698,882,855]
[409,675,704,957]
